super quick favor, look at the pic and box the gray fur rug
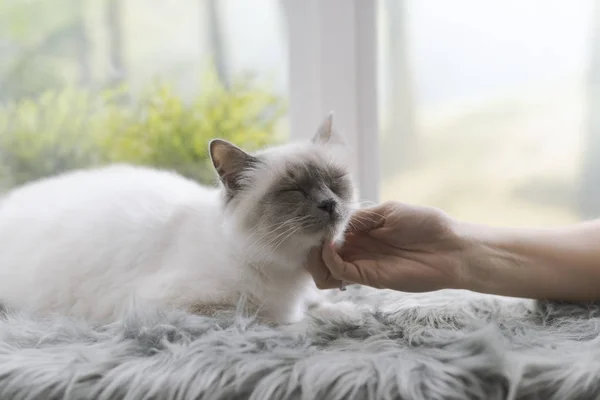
[1,286,599,400]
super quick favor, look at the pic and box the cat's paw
[280,300,368,335]
[307,300,369,323]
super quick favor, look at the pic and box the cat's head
[209,113,356,264]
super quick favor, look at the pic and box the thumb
[305,246,342,289]
[322,243,374,286]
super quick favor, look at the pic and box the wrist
[451,220,529,296]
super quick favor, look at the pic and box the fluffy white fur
[0,115,355,324]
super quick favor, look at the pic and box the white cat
[0,114,356,324]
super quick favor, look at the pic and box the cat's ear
[209,139,258,194]
[312,112,343,145]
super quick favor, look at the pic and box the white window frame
[282,0,380,203]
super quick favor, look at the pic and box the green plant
[98,69,285,183]
[0,68,286,188]
[0,88,105,187]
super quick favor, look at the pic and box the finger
[346,205,386,234]
[322,243,367,285]
[305,246,342,289]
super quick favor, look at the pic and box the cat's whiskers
[346,214,383,233]
[245,218,308,262]
[243,216,309,257]
[245,215,312,267]
[347,220,366,231]
[256,216,311,251]
[247,226,300,273]
[243,217,304,252]
[352,213,381,224]
[348,212,385,227]
[357,209,385,217]
[254,225,304,278]
[244,217,301,243]
[349,215,380,230]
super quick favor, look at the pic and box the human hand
[306,201,468,292]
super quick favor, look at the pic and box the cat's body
[0,115,355,324]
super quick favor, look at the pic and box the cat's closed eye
[280,187,308,197]
[328,178,351,198]
[333,173,350,181]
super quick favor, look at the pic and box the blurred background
[0,0,598,227]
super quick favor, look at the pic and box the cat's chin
[307,223,347,244]
[242,227,344,273]
[283,232,329,253]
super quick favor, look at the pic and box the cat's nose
[317,198,336,215]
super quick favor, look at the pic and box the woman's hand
[306,201,468,292]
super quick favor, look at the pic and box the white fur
[0,123,353,324]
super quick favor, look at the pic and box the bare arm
[307,201,600,302]
[458,220,600,301]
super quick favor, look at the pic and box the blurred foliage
[0,67,286,188]
[0,0,86,100]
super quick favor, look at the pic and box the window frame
[282,0,380,203]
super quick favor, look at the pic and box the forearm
[457,220,600,301]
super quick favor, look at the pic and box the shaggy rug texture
[1,286,599,400]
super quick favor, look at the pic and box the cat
[0,113,357,325]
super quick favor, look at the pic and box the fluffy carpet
[1,286,599,400]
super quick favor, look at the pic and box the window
[2,0,595,227]
[0,0,288,188]
[378,0,596,226]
